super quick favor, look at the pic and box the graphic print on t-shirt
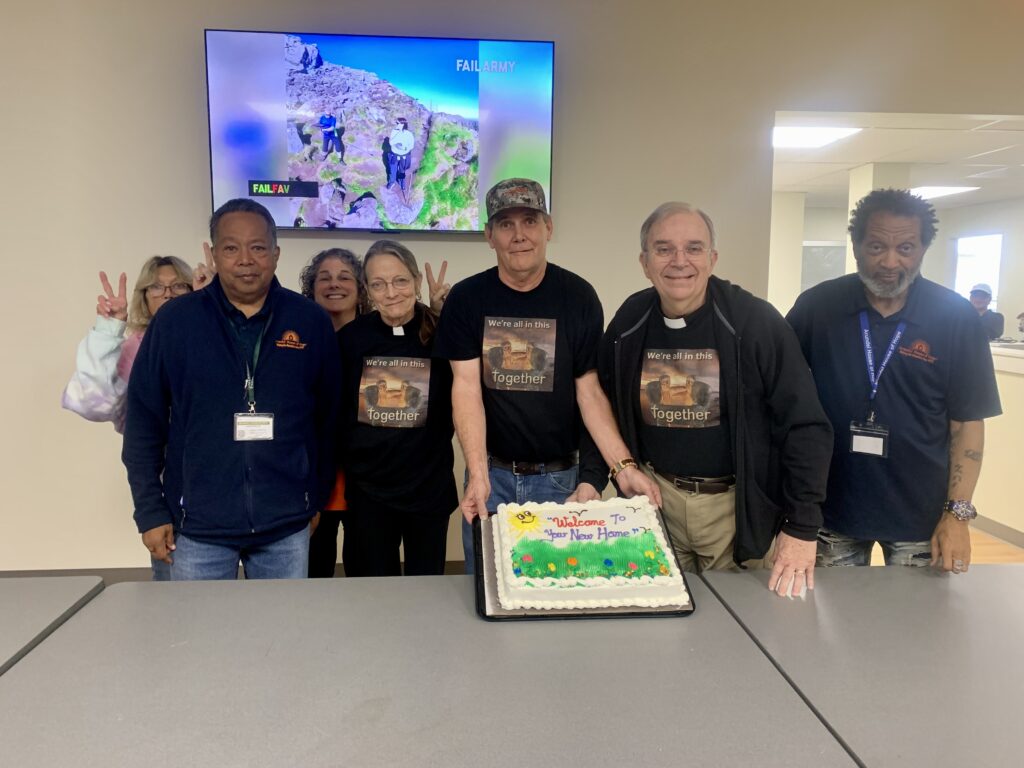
[357,356,430,428]
[639,349,721,427]
[482,316,556,392]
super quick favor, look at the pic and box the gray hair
[640,202,717,252]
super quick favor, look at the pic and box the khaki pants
[644,467,768,573]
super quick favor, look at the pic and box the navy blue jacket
[123,276,342,547]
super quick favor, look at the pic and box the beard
[856,260,920,299]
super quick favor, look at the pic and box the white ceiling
[773,111,1024,210]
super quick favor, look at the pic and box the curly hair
[299,248,368,315]
[848,189,938,248]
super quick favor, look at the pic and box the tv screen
[205,30,554,233]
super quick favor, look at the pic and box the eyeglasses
[648,243,712,260]
[144,282,191,297]
[367,276,413,294]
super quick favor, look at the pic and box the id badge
[849,420,888,458]
[234,412,274,441]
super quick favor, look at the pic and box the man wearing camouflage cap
[434,178,661,571]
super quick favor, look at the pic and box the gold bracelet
[609,457,638,481]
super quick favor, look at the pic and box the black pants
[342,502,452,577]
[322,133,340,155]
[308,510,344,578]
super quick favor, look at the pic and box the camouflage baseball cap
[485,178,548,221]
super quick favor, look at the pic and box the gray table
[704,565,1024,767]
[0,575,104,676]
[0,576,853,767]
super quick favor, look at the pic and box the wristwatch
[609,457,638,481]
[943,499,978,521]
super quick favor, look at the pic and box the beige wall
[5,0,1024,570]
[767,192,805,311]
[803,207,848,243]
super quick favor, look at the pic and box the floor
[869,526,1024,566]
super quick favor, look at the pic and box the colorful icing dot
[567,557,578,566]
[547,562,556,572]
[659,564,669,575]
[514,567,522,576]
[644,550,655,559]
[603,559,614,567]
[522,554,533,563]
[628,562,638,571]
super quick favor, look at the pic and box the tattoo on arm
[951,462,964,488]
[965,449,983,462]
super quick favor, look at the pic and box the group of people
[64,178,1001,597]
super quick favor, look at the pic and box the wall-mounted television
[205,30,554,233]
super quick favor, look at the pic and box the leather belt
[655,467,735,495]
[489,454,577,476]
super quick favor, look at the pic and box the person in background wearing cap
[433,178,661,572]
[596,202,833,598]
[788,188,1001,575]
[968,283,1004,340]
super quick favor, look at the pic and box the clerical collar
[660,298,710,329]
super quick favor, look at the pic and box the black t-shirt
[337,308,457,515]
[636,301,733,477]
[433,264,602,461]
[787,275,1002,541]
[980,310,1004,340]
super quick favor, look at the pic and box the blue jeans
[151,557,171,581]
[170,525,310,581]
[816,527,931,567]
[462,463,578,574]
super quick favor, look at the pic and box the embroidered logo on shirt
[275,330,307,350]
[898,339,936,364]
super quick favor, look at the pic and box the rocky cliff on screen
[284,36,479,230]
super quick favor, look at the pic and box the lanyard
[859,310,905,417]
[237,313,271,414]
[244,330,263,413]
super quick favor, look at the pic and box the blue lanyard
[859,311,905,409]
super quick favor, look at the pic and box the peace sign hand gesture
[193,242,217,291]
[424,260,450,312]
[97,271,128,321]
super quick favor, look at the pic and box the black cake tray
[473,516,695,621]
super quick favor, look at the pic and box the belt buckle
[672,476,695,493]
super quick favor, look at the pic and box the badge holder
[849,418,889,458]
[234,412,275,441]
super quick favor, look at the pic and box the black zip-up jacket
[123,276,342,548]
[598,277,833,563]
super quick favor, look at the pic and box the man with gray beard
[787,189,1000,575]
